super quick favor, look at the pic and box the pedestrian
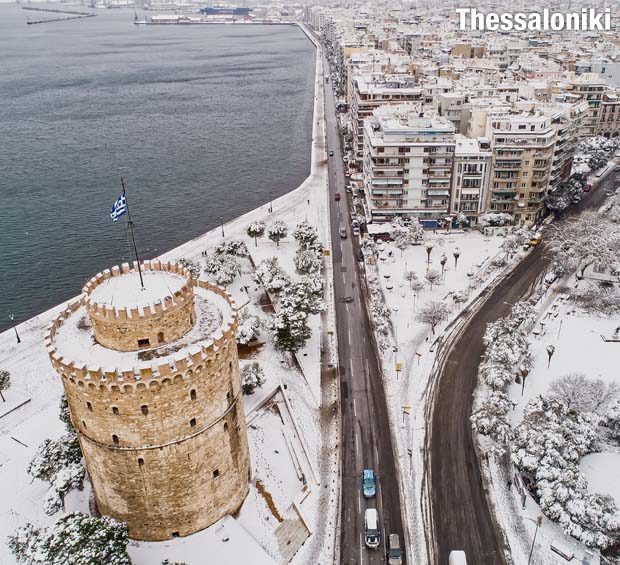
[507,480,512,489]
[308,199,310,205]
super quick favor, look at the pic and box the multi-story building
[351,75,423,166]
[450,135,492,224]
[362,104,456,223]
[485,113,556,225]
[597,91,620,138]
[560,74,606,136]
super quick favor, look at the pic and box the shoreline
[1,21,320,339]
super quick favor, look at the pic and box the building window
[138,458,144,467]
[112,434,119,445]
[190,418,196,428]
[172,532,180,538]
[86,401,93,412]
[141,405,149,416]
[213,469,220,479]
[157,332,164,344]
[190,389,197,400]
[138,338,150,347]
[226,392,231,402]
[224,422,228,432]
[112,406,119,415]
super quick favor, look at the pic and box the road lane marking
[353,397,357,417]
[360,532,364,565]
[348,328,351,345]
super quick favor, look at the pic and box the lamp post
[527,516,543,565]
[520,366,529,396]
[425,241,434,268]
[269,191,273,213]
[453,247,460,269]
[9,314,21,344]
[546,344,556,368]
[440,254,447,279]
[220,216,225,237]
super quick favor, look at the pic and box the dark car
[329,150,334,157]
[334,192,341,202]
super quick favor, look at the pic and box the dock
[22,6,96,25]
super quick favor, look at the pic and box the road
[321,52,406,563]
[426,167,618,564]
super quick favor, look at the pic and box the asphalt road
[426,167,618,564]
[321,53,406,563]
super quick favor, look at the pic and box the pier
[22,6,96,25]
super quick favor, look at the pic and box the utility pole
[527,516,543,565]
[9,314,21,344]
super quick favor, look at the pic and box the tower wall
[46,275,251,541]
[83,261,195,352]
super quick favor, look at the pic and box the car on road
[449,550,467,564]
[572,195,582,205]
[362,469,376,498]
[329,150,334,157]
[614,165,620,172]
[364,508,381,549]
[339,225,347,239]
[334,192,341,202]
[605,190,616,197]
[583,183,592,192]
[529,233,542,246]
[388,533,403,565]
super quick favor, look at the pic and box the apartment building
[597,91,620,138]
[351,75,423,167]
[450,136,492,224]
[362,104,456,223]
[561,74,606,136]
[485,113,556,225]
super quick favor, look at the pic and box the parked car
[388,533,403,565]
[362,469,376,498]
[352,226,360,236]
[614,165,620,172]
[605,190,615,197]
[572,195,582,205]
[329,150,334,157]
[364,508,381,549]
[583,183,592,192]
[529,233,542,246]
[334,192,341,202]
[357,249,365,262]
[544,272,558,285]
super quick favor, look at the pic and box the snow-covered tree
[478,212,513,227]
[236,312,261,346]
[254,258,290,296]
[501,237,520,256]
[294,249,321,275]
[203,253,240,286]
[8,513,131,565]
[417,301,450,334]
[549,373,620,415]
[471,390,512,455]
[43,463,86,516]
[59,394,73,431]
[177,258,201,279]
[510,396,620,549]
[28,433,82,484]
[268,221,288,247]
[214,239,248,257]
[0,369,11,402]
[568,283,620,315]
[411,279,425,295]
[408,220,425,243]
[455,212,469,228]
[604,399,620,438]
[284,277,324,315]
[247,221,266,247]
[545,210,620,278]
[293,221,319,250]
[424,269,442,290]
[241,362,265,395]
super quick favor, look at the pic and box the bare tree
[425,268,442,290]
[549,373,620,414]
[417,301,450,335]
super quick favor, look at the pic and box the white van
[364,508,380,549]
[449,550,467,564]
[339,225,347,239]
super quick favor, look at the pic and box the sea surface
[0,4,315,331]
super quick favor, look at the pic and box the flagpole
[121,177,145,290]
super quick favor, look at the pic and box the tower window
[190,418,196,428]
[157,332,164,344]
[138,458,144,467]
[112,406,119,415]
[223,422,228,432]
[86,401,93,412]
[82,420,87,429]
[213,469,220,479]
[172,532,180,538]
[190,389,197,400]
[138,338,150,347]
[112,434,119,445]
[226,392,231,402]
[141,405,149,416]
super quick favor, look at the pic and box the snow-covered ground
[0,24,338,565]
[358,226,519,563]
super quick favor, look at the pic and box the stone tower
[45,260,250,541]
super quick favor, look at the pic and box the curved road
[427,168,618,564]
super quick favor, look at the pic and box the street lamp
[269,191,273,213]
[453,247,461,269]
[520,366,530,396]
[9,314,21,344]
[527,516,543,565]
[546,344,556,368]
[425,241,434,267]
[440,254,447,278]
[220,216,225,237]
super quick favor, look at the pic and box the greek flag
[110,191,127,222]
